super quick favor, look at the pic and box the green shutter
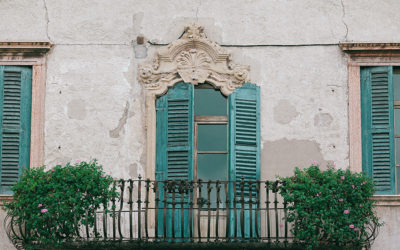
[0,66,32,194]
[155,82,193,239]
[229,83,260,187]
[361,66,395,194]
[228,83,260,238]
[156,82,194,181]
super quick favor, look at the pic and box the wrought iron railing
[6,178,295,245]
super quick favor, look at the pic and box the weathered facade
[1,0,400,249]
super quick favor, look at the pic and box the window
[137,24,257,237]
[340,43,400,200]
[0,66,32,194]
[0,42,51,197]
[155,81,260,184]
[155,81,260,238]
[361,66,400,194]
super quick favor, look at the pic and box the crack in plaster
[195,0,201,23]
[43,0,53,43]
[340,0,349,41]
[109,101,130,138]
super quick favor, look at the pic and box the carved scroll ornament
[138,24,250,96]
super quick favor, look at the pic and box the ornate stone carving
[138,24,250,96]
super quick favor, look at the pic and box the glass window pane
[394,68,400,101]
[194,87,227,116]
[197,124,227,151]
[395,109,400,135]
[197,154,227,180]
[197,154,227,209]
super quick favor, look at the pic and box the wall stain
[261,139,327,180]
[109,101,130,138]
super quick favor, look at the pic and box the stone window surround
[341,42,400,205]
[0,42,52,201]
[137,24,251,181]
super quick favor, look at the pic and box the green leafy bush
[278,163,382,249]
[4,160,118,246]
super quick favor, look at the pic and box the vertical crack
[340,0,349,41]
[43,0,53,42]
[195,0,201,23]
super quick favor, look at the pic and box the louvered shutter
[229,83,260,194]
[156,82,193,181]
[0,66,32,194]
[361,66,395,194]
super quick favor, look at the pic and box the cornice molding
[138,24,250,96]
[340,42,400,53]
[0,42,53,56]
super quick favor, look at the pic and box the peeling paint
[261,139,327,180]
[273,99,299,125]
[109,101,130,138]
[314,113,333,127]
[67,99,87,120]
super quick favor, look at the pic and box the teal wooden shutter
[0,66,32,194]
[228,83,260,237]
[156,82,194,181]
[361,66,395,194]
[229,83,260,187]
[155,82,193,239]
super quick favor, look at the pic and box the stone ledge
[0,42,53,56]
[340,42,400,52]
[0,195,13,207]
[372,195,400,206]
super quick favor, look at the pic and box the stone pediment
[138,24,250,96]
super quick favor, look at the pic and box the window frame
[341,42,400,203]
[0,42,52,200]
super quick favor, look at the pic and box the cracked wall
[1,1,400,248]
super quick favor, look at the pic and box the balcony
[5,178,295,245]
[5,177,379,249]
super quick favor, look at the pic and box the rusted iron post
[118,179,125,239]
[128,179,134,240]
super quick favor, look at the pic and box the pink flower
[338,198,343,202]
[51,169,54,171]
[352,185,355,189]
[316,192,321,197]
[354,227,359,231]
[349,224,355,229]
[41,209,48,213]
[311,160,319,166]
[101,174,105,177]
[341,176,345,180]
[361,181,366,185]
[344,210,350,214]
[360,204,363,208]
[75,160,81,164]
[38,204,43,208]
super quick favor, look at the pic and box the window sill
[372,195,400,206]
[0,195,13,207]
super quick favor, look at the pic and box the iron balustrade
[6,178,294,245]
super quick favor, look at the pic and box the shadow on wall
[261,139,327,180]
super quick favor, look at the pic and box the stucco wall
[1,0,400,249]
